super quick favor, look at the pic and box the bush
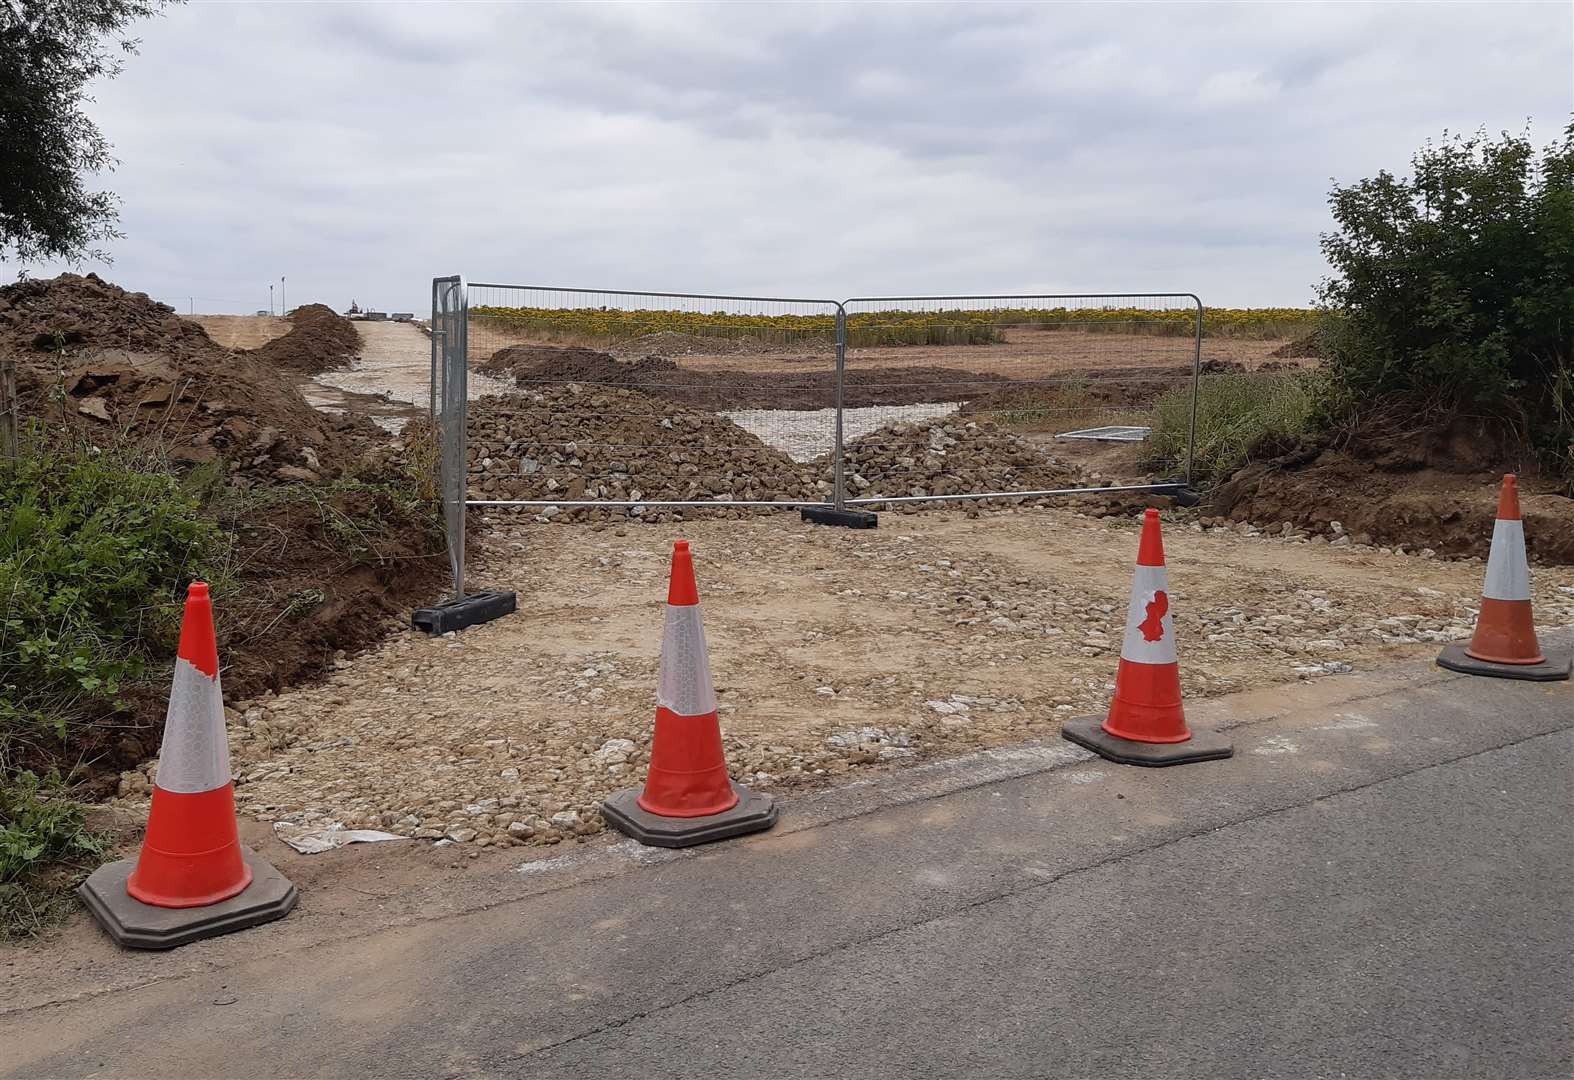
[1316,125,1574,480]
[0,446,227,768]
[1148,372,1315,483]
[0,770,109,940]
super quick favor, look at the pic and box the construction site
[2,251,1571,1074]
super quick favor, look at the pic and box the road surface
[3,638,1570,1079]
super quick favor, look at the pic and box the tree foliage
[0,1,170,265]
[1316,124,1574,474]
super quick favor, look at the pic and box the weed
[0,770,110,940]
[1147,372,1316,484]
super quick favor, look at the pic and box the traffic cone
[1062,509,1233,766]
[1438,475,1571,681]
[602,541,779,847]
[79,583,298,949]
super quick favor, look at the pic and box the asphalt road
[4,643,1571,1079]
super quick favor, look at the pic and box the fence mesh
[432,279,1204,597]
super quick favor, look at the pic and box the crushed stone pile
[463,385,1097,521]
[466,385,823,520]
[1,273,368,484]
[248,302,361,374]
[831,419,1084,501]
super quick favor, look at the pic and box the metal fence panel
[459,284,846,515]
[432,275,467,599]
[835,294,1202,505]
[432,278,1204,596]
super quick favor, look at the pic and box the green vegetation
[470,304,1317,350]
[1148,372,1316,484]
[1316,124,1574,484]
[0,769,110,940]
[0,445,227,770]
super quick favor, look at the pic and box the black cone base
[1436,643,1571,682]
[1062,715,1234,767]
[412,590,517,635]
[79,847,298,950]
[602,783,778,848]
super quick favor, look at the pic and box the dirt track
[109,506,1574,849]
[190,314,291,350]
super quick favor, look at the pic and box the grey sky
[30,1,1574,314]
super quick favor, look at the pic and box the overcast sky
[29,1,1574,314]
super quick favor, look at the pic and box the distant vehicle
[364,311,388,321]
[255,309,269,316]
[391,313,414,322]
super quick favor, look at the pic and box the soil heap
[1,274,366,484]
[248,302,361,374]
[466,385,822,519]
[833,419,1084,501]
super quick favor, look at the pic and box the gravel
[111,507,1574,849]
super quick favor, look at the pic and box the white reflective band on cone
[154,657,232,794]
[656,604,718,717]
[1120,564,1178,665]
[1482,519,1531,602]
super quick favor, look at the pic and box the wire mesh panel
[834,294,1203,506]
[461,284,846,518]
[432,275,467,598]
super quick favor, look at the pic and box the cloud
[22,0,1574,313]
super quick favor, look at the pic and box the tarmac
[2,635,1570,1079]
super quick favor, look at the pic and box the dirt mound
[1270,330,1324,359]
[481,344,1013,410]
[1,274,369,485]
[463,385,1106,521]
[466,385,821,520]
[1212,441,1574,564]
[247,303,360,374]
[833,419,1084,501]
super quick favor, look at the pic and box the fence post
[1185,296,1203,488]
[0,351,17,464]
[832,304,847,511]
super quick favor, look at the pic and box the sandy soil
[189,314,292,350]
[108,506,1574,851]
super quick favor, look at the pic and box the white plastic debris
[272,821,408,854]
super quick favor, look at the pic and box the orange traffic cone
[80,583,298,948]
[1062,509,1232,766]
[1438,475,1570,681]
[602,541,778,847]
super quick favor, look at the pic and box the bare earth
[467,322,1287,379]
[108,507,1574,852]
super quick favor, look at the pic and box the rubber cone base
[1436,643,1571,682]
[79,847,297,950]
[603,783,777,848]
[1061,715,1233,767]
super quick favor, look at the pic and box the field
[468,304,1319,349]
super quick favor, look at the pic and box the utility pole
[269,284,274,316]
[281,276,286,315]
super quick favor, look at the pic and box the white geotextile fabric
[154,657,232,793]
[656,604,718,717]
[1482,519,1531,601]
[1119,564,1178,665]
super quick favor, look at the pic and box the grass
[1146,371,1316,484]
[0,770,111,940]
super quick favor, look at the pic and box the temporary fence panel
[433,279,1204,599]
[431,275,467,599]
[835,294,1202,506]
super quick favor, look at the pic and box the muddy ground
[108,506,1574,850]
[2,277,447,785]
